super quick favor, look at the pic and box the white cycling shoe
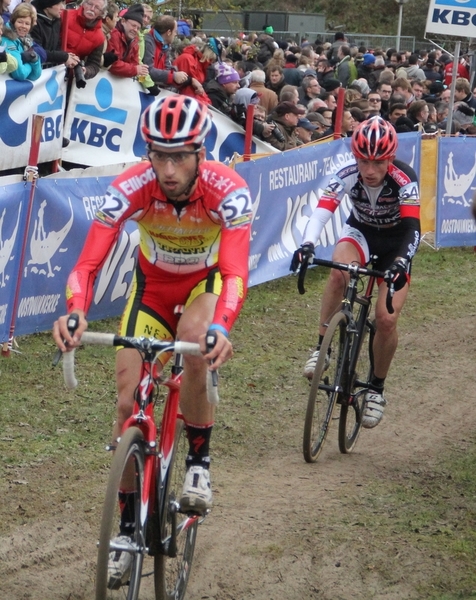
[108,535,134,589]
[362,391,387,429]
[179,465,213,514]
[303,349,330,379]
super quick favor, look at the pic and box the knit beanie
[216,63,240,84]
[122,4,144,26]
[31,0,64,10]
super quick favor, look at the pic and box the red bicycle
[62,315,218,600]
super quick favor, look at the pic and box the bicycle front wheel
[154,419,198,600]
[95,426,146,600]
[338,319,375,454]
[303,312,346,463]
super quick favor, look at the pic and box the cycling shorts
[119,260,222,343]
[339,219,413,274]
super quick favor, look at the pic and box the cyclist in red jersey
[291,116,420,430]
[53,95,252,588]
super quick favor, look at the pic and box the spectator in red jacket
[143,14,188,89]
[173,36,222,104]
[65,0,107,83]
[106,3,148,80]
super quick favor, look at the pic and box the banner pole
[243,104,255,161]
[2,115,44,357]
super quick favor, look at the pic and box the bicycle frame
[118,349,200,559]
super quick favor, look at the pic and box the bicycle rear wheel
[96,426,146,600]
[154,419,198,600]
[303,312,346,463]
[338,320,375,454]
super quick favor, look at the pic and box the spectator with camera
[31,0,80,69]
[266,100,306,151]
[64,0,107,87]
[1,2,42,81]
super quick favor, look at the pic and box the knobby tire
[303,312,346,463]
[338,319,375,454]
[154,420,198,600]
[95,427,146,600]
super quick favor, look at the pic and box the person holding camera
[266,100,306,151]
[1,2,42,81]
[64,0,108,87]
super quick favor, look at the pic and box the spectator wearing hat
[267,101,306,150]
[320,78,341,95]
[143,15,188,89]
[249,68,278,114]
[64,0,108,83]
[31,0,80,69]
[256,26,277,66]
[204,62,240,116]
[105,4,148,79]
[173,37,221,103]
[306,111,329,139]
[357,52,378,90]
[295,116,317,144]
[425,81,446,104]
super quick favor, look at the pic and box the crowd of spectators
[1,5,476,154]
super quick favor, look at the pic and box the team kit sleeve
[65,165,151,314]
[207,169,253,336]
[302,174,346,246]
[394,163,421,260]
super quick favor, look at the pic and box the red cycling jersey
[66,160,253,334]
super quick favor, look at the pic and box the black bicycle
[298,257,394,463]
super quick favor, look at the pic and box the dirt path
[1,315,474,599]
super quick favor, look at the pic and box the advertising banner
[62,74,276,166]
[0,67,67,170]
[426,0,476,37]
[0,183,29,341]
[435,136,476,247]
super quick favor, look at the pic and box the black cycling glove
[290,243,315,272]
[384,258,409,291]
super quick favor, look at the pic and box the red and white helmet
[141,95,212,149]
[351,116,398,161]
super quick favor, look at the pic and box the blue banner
[0,182,30,341]
[435,136,476,247]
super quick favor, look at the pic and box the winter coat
[30,11,68,67]
[107,23,139,78]
[65,7,105,80]
[1,28,42,81]
[143,29,175,86]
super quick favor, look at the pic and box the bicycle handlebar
[297,257,394,314]
[61,331,219,404]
